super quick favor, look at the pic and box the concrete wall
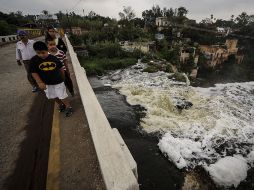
[0,29,42,45]
[19,29,43,38]
[65,36,139,190]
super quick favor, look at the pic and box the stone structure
[180,47,199,65]
[120,41,151,53]
[155,17,170,31]
[65,27,89,36]
[71,27,82,36]
[199,39,243,67]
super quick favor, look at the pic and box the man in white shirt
[16,30,38,92]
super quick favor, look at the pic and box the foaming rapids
[103,65,254,186]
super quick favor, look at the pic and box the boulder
[175,98,193,110]
[110,74,122,81]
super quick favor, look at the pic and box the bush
[173,72,186,82]
[131,48,145,59]
[69,34,83,46]
[142,66,159,73]
[0,20,17,35]
[80,57,137,75]
[87,42,124,58]
[141,53,154,63]
[165,64,176,73]
[78,41,143,75]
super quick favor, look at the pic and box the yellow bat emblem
[39,62,56,71]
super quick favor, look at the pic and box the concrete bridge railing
[0,29,43,46]
[65,36,139,190]
[0,35,18,43]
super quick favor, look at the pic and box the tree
[119,6,135,21]
[0,20,16,35]
[142,5,163,32]
[142,5,163,24]
[231,15,235,21]
[15,11,23,17]
[236,12,250,27]
[88,11,97,19]
[42,10,49,16]
[55,11,64,22]
[215,19,235,28]
[177,7,188,17]
[132,18,145,28]
[162,7,174,21]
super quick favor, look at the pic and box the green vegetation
[2,4,252,81]
[76,40,144,75]
[165,64,176,73]
[142,66,159,73]
[0,20,17,36]
[0,10,59,35]
[172,72,187,82]
[0,5,248,80]
[79,57,137,75]
[69,34,83,46]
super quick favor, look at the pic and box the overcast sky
[1,0,254,21]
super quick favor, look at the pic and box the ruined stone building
[199,39,244,67]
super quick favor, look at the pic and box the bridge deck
[0,39,105,190]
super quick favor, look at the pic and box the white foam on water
[205,156,248,188]
[158,133,203,169]
[109,65,254,187]
[247,149,254,166]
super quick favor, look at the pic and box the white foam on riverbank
[109,66,254,187]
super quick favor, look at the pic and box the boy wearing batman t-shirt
[30,41,73,117]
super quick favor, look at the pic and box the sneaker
[58,104,66,112]
[32,87,39,93]
[65,107,73,117]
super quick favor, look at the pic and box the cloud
[0,0,253,21]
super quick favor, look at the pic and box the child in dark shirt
[46,38,74,96]
[45,26,67,54]
[30,41,73,117]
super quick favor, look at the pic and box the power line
[69,0,83,12]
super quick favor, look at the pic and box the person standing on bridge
[45,26,67,54]
[16,30,38,92]
[30,41,73,117]
[46,38,74,96]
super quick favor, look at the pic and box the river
[88,63,254,190]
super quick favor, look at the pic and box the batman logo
[39,62,56,71]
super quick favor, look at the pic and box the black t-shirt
[57,38,67,54]
[30,54,64,85]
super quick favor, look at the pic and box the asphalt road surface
[0,39,105,190]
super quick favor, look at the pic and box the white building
[217,27,226,33]
[156,17,171,31]
[156,17,169,27]
[35,14,58,21]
